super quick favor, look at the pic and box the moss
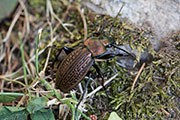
[106,35,180,119]
[81,10,180,120]
[31,0,180,119]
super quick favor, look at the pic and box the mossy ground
[0,0,179,119]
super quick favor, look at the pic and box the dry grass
[0,0,179,120]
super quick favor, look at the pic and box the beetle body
[54,37,134,92]
[56,38,108,92]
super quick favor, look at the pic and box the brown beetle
[53,37,134,92]
[52,4,134,93]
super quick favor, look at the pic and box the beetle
[52,37,135,92]
[52,4,135,93]
[50,4,136,120]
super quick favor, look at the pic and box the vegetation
[0,0,179,120]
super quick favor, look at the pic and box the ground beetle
[52,4,135,93]
[51,4,136,119]
[53,37,136,93]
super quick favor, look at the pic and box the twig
[18,0,30,37]
[29,36,57,62]
[0,87,25,92]
[46,0,74,38]
[75,5,88,40]
[10,37,32,75]
[61,3,88,40]
[35,29,42,74]
[160,107,170,116]
[6,32,14,95]
[16,96,26,107]
[86,73,118,98]
[61,4,72,21]
[3,6,22,42]
[131,63,146,91]
[39,21,53,77]
[0,77,25,87]
[29,90,53,93]
[0,44,5,62]
[0,79,5,107]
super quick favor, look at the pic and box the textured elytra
[55,47,93,92]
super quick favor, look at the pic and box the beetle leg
[61,46,74,54]
[51,47,74,79]
[93,64,109,98]
[75,73,91,120]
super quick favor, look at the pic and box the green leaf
[0,106,28,120]
[0,93,25,103]
[5,106,25,112]
[30,108,55,120]
[0,95,17,103]
[27,97,48,114]
[108,112,122,120]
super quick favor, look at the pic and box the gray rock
[82,0,180,50]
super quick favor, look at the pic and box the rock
[81,0,180,51]
[0,0,18,22]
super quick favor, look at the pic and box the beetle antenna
[111,44,137,59]
[108,3,125,35]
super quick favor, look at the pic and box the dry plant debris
[0,0,179,120]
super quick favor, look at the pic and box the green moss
[82,11,180,120]
[106,35,180,119]
[33,1,180,119]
